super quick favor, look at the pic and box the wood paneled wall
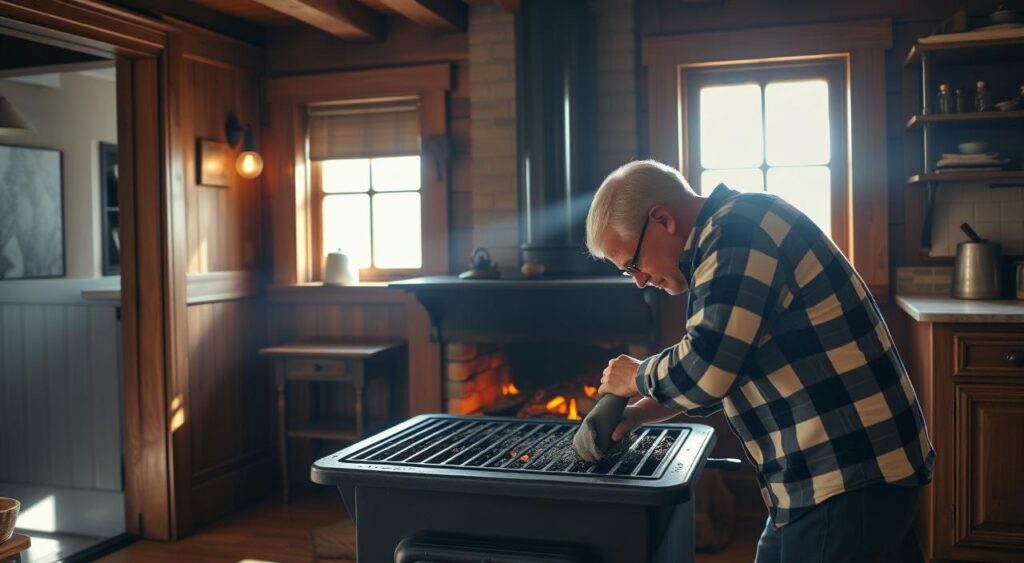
[168,20,270,535]
[0,281,124,535]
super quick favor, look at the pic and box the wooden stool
[259,341,404,503]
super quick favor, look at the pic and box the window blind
[307,96,420,161]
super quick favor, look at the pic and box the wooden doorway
[0,1,178,540]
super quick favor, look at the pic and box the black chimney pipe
[516,0,607,275]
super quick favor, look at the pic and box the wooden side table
[259,341,404,503]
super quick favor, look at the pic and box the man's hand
[598,354,641,399]
[611,397,680,441]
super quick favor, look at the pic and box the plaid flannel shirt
[635,184,935,527]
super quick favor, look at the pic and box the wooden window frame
[310,155,429,281]
[642,19,893,299]
[267,65,452,284]
[684,59,850,253]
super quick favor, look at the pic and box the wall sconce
[225,115,263,179]
[0,96,32,136]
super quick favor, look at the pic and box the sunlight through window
[699,79,833,236]
[321,156,422,270]
[700,84,763,169]
[765,80,830,166]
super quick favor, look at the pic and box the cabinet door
[954,383,1024,555]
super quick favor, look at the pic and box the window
[307,95,434,280]
[320,156,422,269]
[685,61,847,247]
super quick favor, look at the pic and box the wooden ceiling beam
[251,0,384,41]
[379,0,466,32]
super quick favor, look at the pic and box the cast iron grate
[338,418,690,479]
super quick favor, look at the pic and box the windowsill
[265,281,408,304]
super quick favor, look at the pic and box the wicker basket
[0,497,20,543]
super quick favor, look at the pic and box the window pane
[322,159,370,193]
[701,168,764,194]
[765,80,830,166]
[372,193,422,268]
[767,166,831,237]
[371,156,421,191]
[700,84,763,169]
[323,194,371,268]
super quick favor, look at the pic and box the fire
[568,398,580,420]
[546,395,567,414]
[583,385,597,397]
[502,383,520,396]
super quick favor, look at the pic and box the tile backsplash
[896,266,954,296]
[929,182,1024,257]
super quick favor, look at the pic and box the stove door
[395,534,593,563]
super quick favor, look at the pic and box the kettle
[953,223,1002,300]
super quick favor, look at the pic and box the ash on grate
[405,423,492,463]
[499,427,570,468]
[450,425,536,466]
[614,433,677,475]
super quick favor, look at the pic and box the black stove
[312,414,717,562]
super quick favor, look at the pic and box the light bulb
[236,151,263,179]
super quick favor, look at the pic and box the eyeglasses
[622,214,651,277]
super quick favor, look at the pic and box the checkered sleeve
[635,219,789,412]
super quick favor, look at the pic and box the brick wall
[468,2,519,273]
[444,342,511,414]
[592,0,639,179]
[465,0,638,274]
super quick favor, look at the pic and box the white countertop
[896,295,1024,323]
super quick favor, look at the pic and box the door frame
[0,0,181,540]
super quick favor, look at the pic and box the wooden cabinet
[906,322,1024,561]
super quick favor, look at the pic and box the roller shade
[307,96,420,161]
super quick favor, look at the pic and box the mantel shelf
[907,170,1024,185]
[906,110,1024,130]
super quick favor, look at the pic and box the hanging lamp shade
[0,97,32,136]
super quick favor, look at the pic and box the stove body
[312,415,716,562]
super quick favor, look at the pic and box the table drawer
[285,358,354,380]
[954,333,1024,376]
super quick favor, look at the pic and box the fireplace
[444,340,635,420]
[391,275,661,418]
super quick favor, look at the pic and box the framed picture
[0,144,64,280]
[99,142,119,275]
[198,138,231,187]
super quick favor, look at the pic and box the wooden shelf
[905,30,1024,66]
[907,170,1024,185]
[906,110,1024,130]
[288,418,359,441]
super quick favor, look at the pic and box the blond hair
[585,160,693,259]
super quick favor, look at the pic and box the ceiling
[183,0,517,41]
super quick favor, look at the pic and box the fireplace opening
[444,341,634,420]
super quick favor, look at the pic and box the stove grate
[340,418,689,479]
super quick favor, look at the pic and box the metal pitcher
[953,241,1002,299]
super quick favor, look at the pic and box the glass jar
[975,80,992,112]
[937,83,954,113]
[955,88,964,113]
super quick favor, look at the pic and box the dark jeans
[754,484,924,563]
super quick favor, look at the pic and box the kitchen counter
[896,295,1024,323]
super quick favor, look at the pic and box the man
[588,160,934,563]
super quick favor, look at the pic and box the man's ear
[649,205,677,235]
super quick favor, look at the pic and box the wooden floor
[100,490,761,563]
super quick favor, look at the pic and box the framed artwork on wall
[99,141,119,275]
[198,138,231,187]
[0,144,64,280]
